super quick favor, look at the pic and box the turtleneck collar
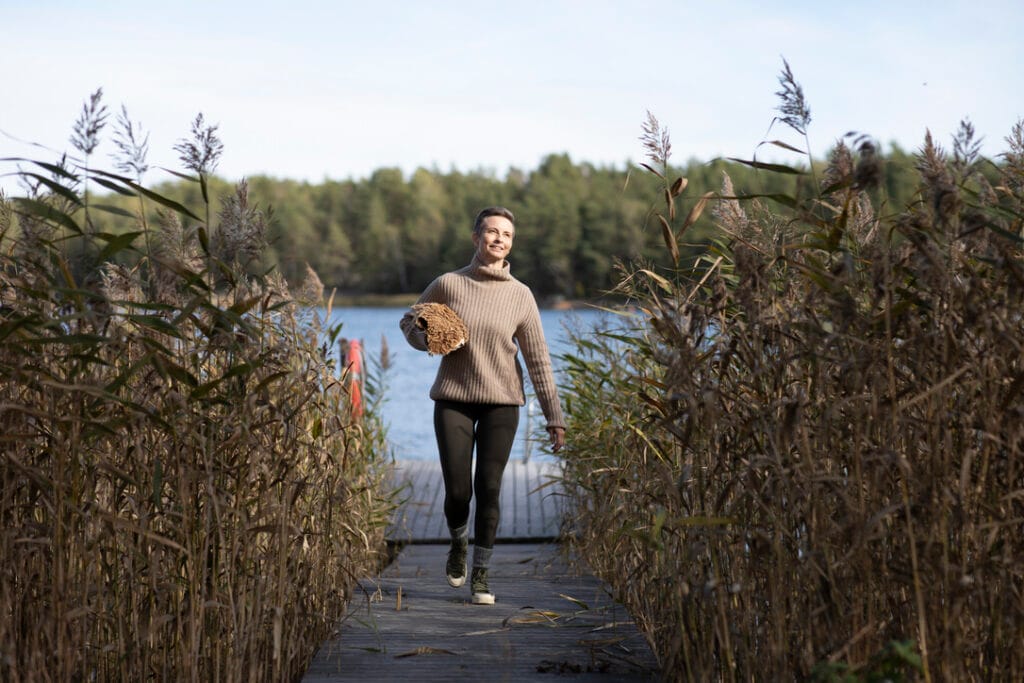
[469,254,512,281]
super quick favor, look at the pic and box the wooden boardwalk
[302,543,660,681]
[387,459,564,543]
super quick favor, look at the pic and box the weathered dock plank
[302,543,660,682]
[387,459,564,543]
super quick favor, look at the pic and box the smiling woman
[472,207,515,266]
[399,205,566,606]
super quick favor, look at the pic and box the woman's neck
[470,254,511,279]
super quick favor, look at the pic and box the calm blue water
[325,306,611,462]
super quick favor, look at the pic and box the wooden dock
[302,543,660,681]
[302,459,661,680]
[387,459,564,543]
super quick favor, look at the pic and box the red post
[346,339,364,418]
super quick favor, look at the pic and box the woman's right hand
[547,426,566,453]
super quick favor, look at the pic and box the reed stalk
[0,95,392,681]
[560,68,1024,680]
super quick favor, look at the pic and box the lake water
[325,306,612,462]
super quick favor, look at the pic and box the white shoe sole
[446,563,467,588]
[472,592,495,605]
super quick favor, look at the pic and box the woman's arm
[515,295,566,431]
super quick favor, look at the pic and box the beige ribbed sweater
[400,255,566,429]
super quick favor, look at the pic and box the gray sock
[449,524,468,545]
[472,545,493,570]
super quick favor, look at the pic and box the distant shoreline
[329,291,620,311]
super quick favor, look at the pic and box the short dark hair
[473,206,515,235]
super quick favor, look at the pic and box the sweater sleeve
[515,294,566,429]
[399,278,444,352]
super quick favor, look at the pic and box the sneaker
[471,567,495,605]
[446,540,468,588]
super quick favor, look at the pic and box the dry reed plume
[409,302,468,355]
[1,93,392,681]
[560,69,1024,681]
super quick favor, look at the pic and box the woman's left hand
[547,426,566,453]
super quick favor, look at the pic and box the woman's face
[472,215,515,266]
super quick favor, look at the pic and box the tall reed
[560,68,1024,680]
[0,95,392,681]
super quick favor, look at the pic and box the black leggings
[433,400,519,549]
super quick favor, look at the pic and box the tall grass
[560,68,1024,680]
[0,95,392,681]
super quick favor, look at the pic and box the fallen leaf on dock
[394,646,456,658]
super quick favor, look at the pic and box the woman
[400,206,566,605]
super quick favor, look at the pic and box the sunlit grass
[0,92,393,681]
[560,66,1024,681]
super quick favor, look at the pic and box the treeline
[94,147,925,300]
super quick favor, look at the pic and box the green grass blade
[11,197,84,234]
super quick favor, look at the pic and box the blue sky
[2,1,1021,194]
